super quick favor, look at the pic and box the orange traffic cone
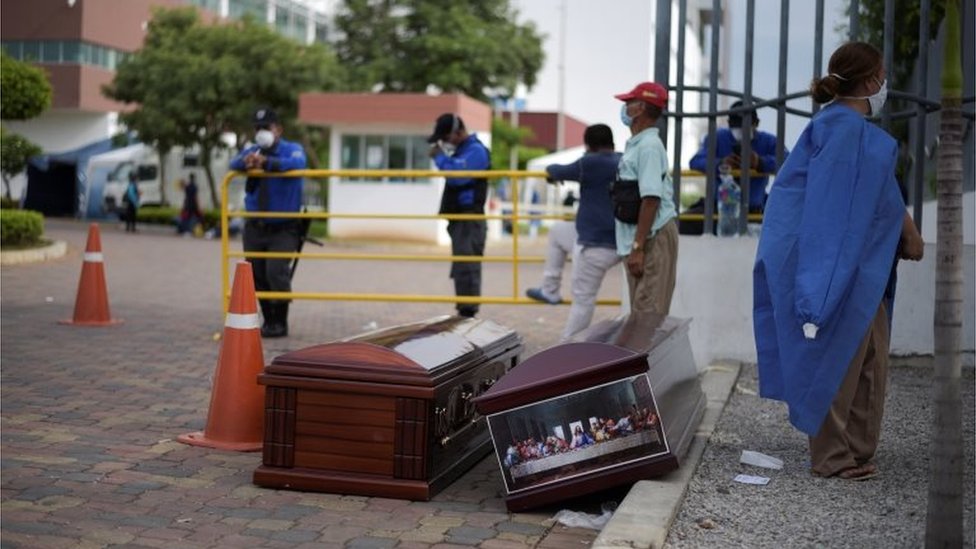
[60,223,122,326]
[178,261,265,451]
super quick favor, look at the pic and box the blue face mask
[620,104,633,127]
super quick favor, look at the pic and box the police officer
[230,108,307,337]
[427,113,491,318]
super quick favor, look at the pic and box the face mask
[730,128,743,142]
[867,79,887,115]
[438,140,456,155]
[255,129,275,149]
[620,104,633,127]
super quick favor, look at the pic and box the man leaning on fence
[428,113,491,318]
[229,107,307,338]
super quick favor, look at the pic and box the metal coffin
[472,313,704,511]
[253,316,522,500]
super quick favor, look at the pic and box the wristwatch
[631,241,642,252]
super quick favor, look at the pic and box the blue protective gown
[752,103,905,436]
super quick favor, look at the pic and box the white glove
[802,323,819,340]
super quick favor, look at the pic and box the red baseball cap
[614,82,669,109]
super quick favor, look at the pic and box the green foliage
[490,116,548,170]
[0,197,19,209]
[0,51,52,120]
[103,7,345,208]
[0,208,44,247]
[334,0,545,100]
[1,127,42,183]
[847,0,947,92]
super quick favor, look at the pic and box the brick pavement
[1,219,630,549]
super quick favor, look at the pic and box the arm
[264,142,307,172]
[229,146,255,171]
[626,143,665,278]
[545,158,583,182]
[626,197,661,277]
[898,210,924,260]
[794,119,888,335]
[688,136,709,172]
[434,141,490,187]
[755,133,781,174]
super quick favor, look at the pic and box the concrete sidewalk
[2,219,738,548]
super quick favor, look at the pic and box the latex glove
[802,323,819,340]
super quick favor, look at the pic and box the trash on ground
[553,508,613,530]
[733,473,770,485]
[362,321,378,331]
[697,517,717,529]
[740,450,784,470]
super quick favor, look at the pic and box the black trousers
[447,219,486,316]
[243,220,301,305]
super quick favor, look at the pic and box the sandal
[836,464,879,481]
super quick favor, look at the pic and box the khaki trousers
[625,219,679,316]
[809,302,890,476]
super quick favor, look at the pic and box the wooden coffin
[472,312,704,511]
[253,315,522,500]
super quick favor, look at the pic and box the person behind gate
[229,107,307,338]
[427,113,491,318]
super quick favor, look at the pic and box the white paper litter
[740,450,784,470]
[733,474,770,485]
[553,509,613,530]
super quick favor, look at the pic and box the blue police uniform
[230,136,307,336]
[432,133,491,317]
[689,127,783,211]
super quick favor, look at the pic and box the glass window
[388,136,408,182]
[2,41,22,59]
[41,41,60,62]
[22,41,40,61]
[341,135,361,169]
[410,136,432,171]
[79,43,91,65]
[62,41,80,63]
[229,0,266,21]
[314,21,329,44]
[364,136,386,170]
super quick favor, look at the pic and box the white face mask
[255,129,275,149]
[841,78,888,115]
[438,140,456,155]
[730,128,743,142]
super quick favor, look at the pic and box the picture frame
[485,373,669,494]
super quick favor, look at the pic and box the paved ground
[1,219,630,549]
[4,219,974,549]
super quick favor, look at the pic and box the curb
[0,240,68,265]
[592,362,742,549]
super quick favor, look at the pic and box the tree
[490,116,547,171]
[104,8,344,208]
[334,0,544,101]
[0,51,52,121]
[925,1,965,546]
[0,128,42,200]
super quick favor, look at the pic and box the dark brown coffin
[473,312,704,511]
[253,316,522,500]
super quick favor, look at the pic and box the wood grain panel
[295,421,394,444]
[297,436,394,459]
[297,403,394,427]
[294,451,393,476]
[297,391,396,411]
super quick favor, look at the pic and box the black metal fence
[656,0,975,235]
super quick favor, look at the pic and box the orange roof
[298,92,492,133]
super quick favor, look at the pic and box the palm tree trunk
[925,1,965,547]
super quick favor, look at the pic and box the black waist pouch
[610,179,641,224]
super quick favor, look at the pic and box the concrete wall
[670,235,976,368]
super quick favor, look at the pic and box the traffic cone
[178,261,265,451]
[60,223,123,326]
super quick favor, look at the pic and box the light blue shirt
[614,127,676,256]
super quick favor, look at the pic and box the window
[341,134,432,183]
[22,42,40,61]
[62,41,80,63]
[41,41,61,63]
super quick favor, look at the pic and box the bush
[1,208,43,247]
[0,197,19,210]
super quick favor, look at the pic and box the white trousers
[561,245,622,341]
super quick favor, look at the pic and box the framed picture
[485,373,669,494]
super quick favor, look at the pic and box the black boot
[259,300,274,336]
[261,302,288,338]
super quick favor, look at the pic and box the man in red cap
[610,81,679,316]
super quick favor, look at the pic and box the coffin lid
[472,341,648,413]
[267,315,520,385]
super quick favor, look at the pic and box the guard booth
[298,92,493,245]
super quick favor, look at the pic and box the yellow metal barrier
[219,169,624,312]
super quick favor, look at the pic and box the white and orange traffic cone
[60,223,122,326]
[178,261,265,451]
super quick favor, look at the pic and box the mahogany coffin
[472,313,704,511]
[253,315,522,500]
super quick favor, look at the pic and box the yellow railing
[219,169,624,312]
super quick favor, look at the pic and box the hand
[428,144,442,159]
[899,233,924,261]
[627,250,644,278]
[725,154,741,169]
[243,152,263,170]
